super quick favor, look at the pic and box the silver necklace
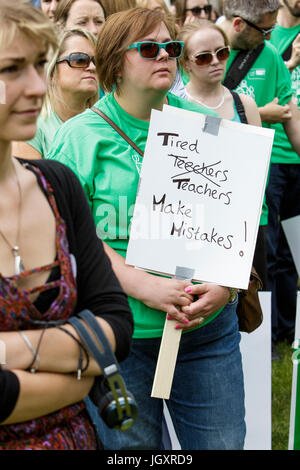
[0,162,25,275]
[186,88,226,110]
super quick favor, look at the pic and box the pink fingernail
[184,319,189,324]
[167,315,172,320]
[185,287,192,293]
[175,325,182,330]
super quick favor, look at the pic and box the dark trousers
[253,225,268,290]
[266,163,300,343]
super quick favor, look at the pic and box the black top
[0,159,133,423]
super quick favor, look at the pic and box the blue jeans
[266,163,300,342]
[88,298,245,450]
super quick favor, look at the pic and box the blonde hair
[96,7,177,93]
[0,0,58,54]
[177,19,229,69]
[44,27,99,117]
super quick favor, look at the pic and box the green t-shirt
[270,24,300,164]
[225,41,294,225]
[47,92,223,339]
[226,41,294,163]
[27,108,62,158]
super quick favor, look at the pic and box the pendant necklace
[0,162,25,275]
[186,87,226,110]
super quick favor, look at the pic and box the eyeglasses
[127,41,184,59]
[190,46,231,66]
[235,16,276,38]
[56,52,95,68]
[185,5,212,16]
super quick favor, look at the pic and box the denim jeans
[266,163,300,342]
[88,298,245,450]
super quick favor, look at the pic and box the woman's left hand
[168,283,231,331]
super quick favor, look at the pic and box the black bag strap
[91,106,144,156]
[282,32,299,61]
[223,43,265,90]
[67,309,134,426]
[229,89,248,124]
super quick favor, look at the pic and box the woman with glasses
[0,0,133,449]
[48,7,246,450]
[175,0,213,26]
[178,21,271,292]
[13,28,99,159]
[178,21,261,124]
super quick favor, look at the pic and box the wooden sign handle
[151,267,194,400]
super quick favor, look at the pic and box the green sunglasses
[127,41,184,59]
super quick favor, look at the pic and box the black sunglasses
[234,16,276,38]
[56,52,95,68]
[185,5,212,16]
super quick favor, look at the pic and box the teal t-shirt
[47,92,224,339]
[27,108,62,158]
[270,24,300,164]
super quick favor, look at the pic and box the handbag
[236,266,263,333]
[91,107,264,333]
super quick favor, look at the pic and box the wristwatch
[228,287,238,303]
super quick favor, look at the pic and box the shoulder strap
[282,32,299,61]
[91,106,144,157]
[229,89,248,124]
[223,43,265,90]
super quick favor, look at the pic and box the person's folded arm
[283,99,300,157]
[1,370,93,425]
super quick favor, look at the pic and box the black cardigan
[0,159,133,423]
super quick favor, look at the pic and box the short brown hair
[0,0,58,54]
[96,7,177,93]
[177,20,229,68]
[100,0,136,17]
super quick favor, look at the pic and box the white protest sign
[126,107,274,289]
[282,215,300,278]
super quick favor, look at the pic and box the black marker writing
[170,221,233,250]
[153,193,192,218]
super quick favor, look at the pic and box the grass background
[272,341,294,450]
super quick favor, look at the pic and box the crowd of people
[0,0,299,451]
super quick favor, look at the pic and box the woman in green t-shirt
[48,7,245,450]
[13,27,99,159]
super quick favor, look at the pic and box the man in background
[220,0,300,359]
[266,0,300,354]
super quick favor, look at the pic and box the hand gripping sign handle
[151,267,195,400]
